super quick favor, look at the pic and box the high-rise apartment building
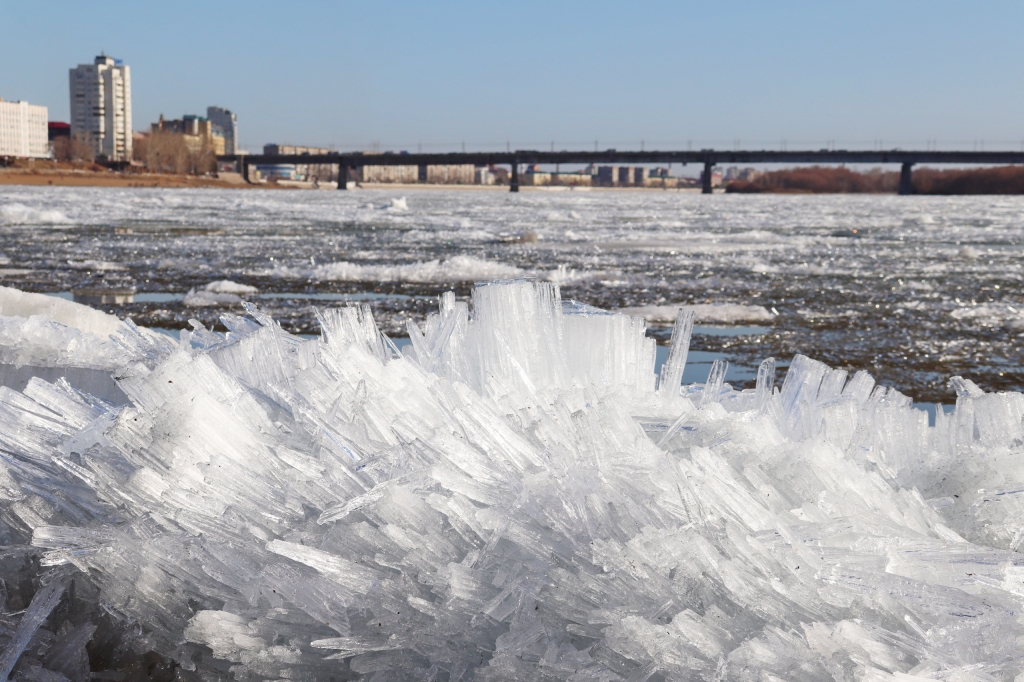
[0,99,48,158]
[206,106,238,154]
[69,55,132,161]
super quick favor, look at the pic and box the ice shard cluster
[1,281,1024,681]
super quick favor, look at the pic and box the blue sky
[2,1,1022,153]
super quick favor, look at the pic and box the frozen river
[1,185,1021,402]
[3,186,1024,679]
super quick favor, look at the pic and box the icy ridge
[0,281,1022,680]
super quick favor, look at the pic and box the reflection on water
[71,288,136,305]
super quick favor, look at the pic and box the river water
[0,185,1021,402]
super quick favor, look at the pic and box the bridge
[217,149,1024,194]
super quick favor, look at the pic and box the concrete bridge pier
[418,164,428,183]
[701,162,714,194]
[241,161,249,183]
[337,162,348,189]
[898,162,914,195]
[510,161,519,192]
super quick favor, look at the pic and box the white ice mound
[0,288,173,405]
[0,202,70,225]
[313,255,523,283]
[203,280,259,295]
[183,280,259,307]
[0,286,124,337]
[2,281,1024,680]
[0,288,123,381]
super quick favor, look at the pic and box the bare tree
[143,131,190,174]
[186,138,216,176]
[52,136,95,162]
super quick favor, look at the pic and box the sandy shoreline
[0,168,267,189]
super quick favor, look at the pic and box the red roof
[48,121,71,130]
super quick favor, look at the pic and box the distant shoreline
[0,169,706,192]
[14,165,1024,195]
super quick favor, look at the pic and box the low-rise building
[48,121,71,141]
[474,166,495,185]
[358,165,418,183]
[644,170,689,189]
[264,144,337,182]
[520,166,593,187]
[358,162,476,184]
[255,164,298,180]
[264,144,333,156]
[521,165,551,186]
[490,166,511,185]
[596,166,641,187]
[0,98,49,158]
[425,164,475,184]
[264,143,331,180]
[723,166,761,182]
[552,172,592,186]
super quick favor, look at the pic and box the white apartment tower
[69,55,132,161]
[206,106,238,155]
[0,99,48,158]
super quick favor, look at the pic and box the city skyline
[1,1,1023,153]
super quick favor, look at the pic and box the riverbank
[0,169,706,191]
[0,167,271,189]
[356,182,703,192]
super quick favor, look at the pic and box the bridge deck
[221,149,1024,166]
[222,149,1024,194]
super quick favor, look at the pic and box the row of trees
[725,165,1024,194]
[51,132,217,175]
[912,166,1024,194]
[133,132,217,175]
[726,167,899,193]
[51,136,95,163]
